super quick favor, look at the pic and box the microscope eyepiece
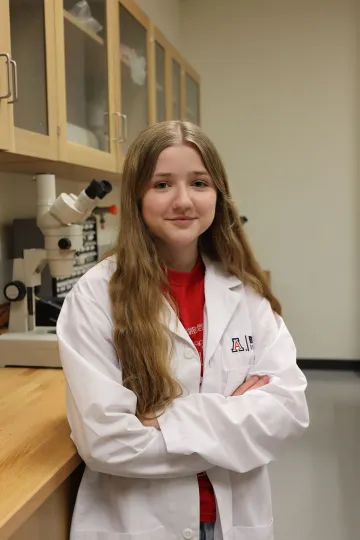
[85,180,102,200]
[98,180,112,199]
[85,179,113,200]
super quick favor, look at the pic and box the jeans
[200,522,215,540]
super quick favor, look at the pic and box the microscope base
[0,327,61,368]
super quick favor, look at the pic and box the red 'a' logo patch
[231,338,244,353]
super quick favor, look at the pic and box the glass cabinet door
[155,41,166,123]
[185,72,200,125]
[118,1,149,153]
[0,52,13,151]
[172,59,181,120]
[9,0,48,136]
[63,0,110,154]
[0,0,58,158]
[0,1,13,151]
[151,27,170,125]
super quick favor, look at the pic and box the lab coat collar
[202,254,243,290]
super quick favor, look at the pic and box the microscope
[0,174,113,368]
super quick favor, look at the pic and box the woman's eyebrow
[153,172,173,177]
[192,170,210,175]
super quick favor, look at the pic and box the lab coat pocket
[223,367,249,397]
[74,527,168,540]
[229,521,273,540]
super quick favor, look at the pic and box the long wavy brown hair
[109,121,281,419]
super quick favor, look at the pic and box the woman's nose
[172,186,193,210]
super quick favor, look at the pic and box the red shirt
[167,257,216,523]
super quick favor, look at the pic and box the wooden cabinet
[151,27,168,124]
[167,44,201,126]
[168,44,183,122]
[0,1,14,152]
[114,0,152,162]
[0,0,200,177]
[55,0,119,172]
[184,62,201,125]
[0,0,58,160]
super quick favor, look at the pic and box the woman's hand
[232,375,270,396]
[141,416,161,430]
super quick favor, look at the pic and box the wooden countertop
[0,368,82,540]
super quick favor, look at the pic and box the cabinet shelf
[63,9,104,46]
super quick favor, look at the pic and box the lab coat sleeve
[57,289,214,479]
[158,289,309,473]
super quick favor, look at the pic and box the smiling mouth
[168,218,196,221]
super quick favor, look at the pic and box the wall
[180,0,360,359]
[135,0,181,50]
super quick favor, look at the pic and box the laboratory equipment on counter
[0,174,112,368]
[12,215,99,300]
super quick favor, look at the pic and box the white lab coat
[57,256,309,540]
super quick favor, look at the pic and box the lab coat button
[182,529,194,540]
[185,348,194,359]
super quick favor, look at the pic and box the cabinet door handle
[120,114,128,143]
[111,112,121,141]
[0,53,11,100]
[8,60,18,104]
[112,113,127,143]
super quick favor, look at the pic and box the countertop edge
[0,453,82,540]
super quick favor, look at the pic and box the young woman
[57,121,309,540]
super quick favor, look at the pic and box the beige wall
[180,0,360,359]
[135,0,181,49]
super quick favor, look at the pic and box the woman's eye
[154,182,169,189]
[193,180,207,188]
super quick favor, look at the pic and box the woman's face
[141,144,217,252]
